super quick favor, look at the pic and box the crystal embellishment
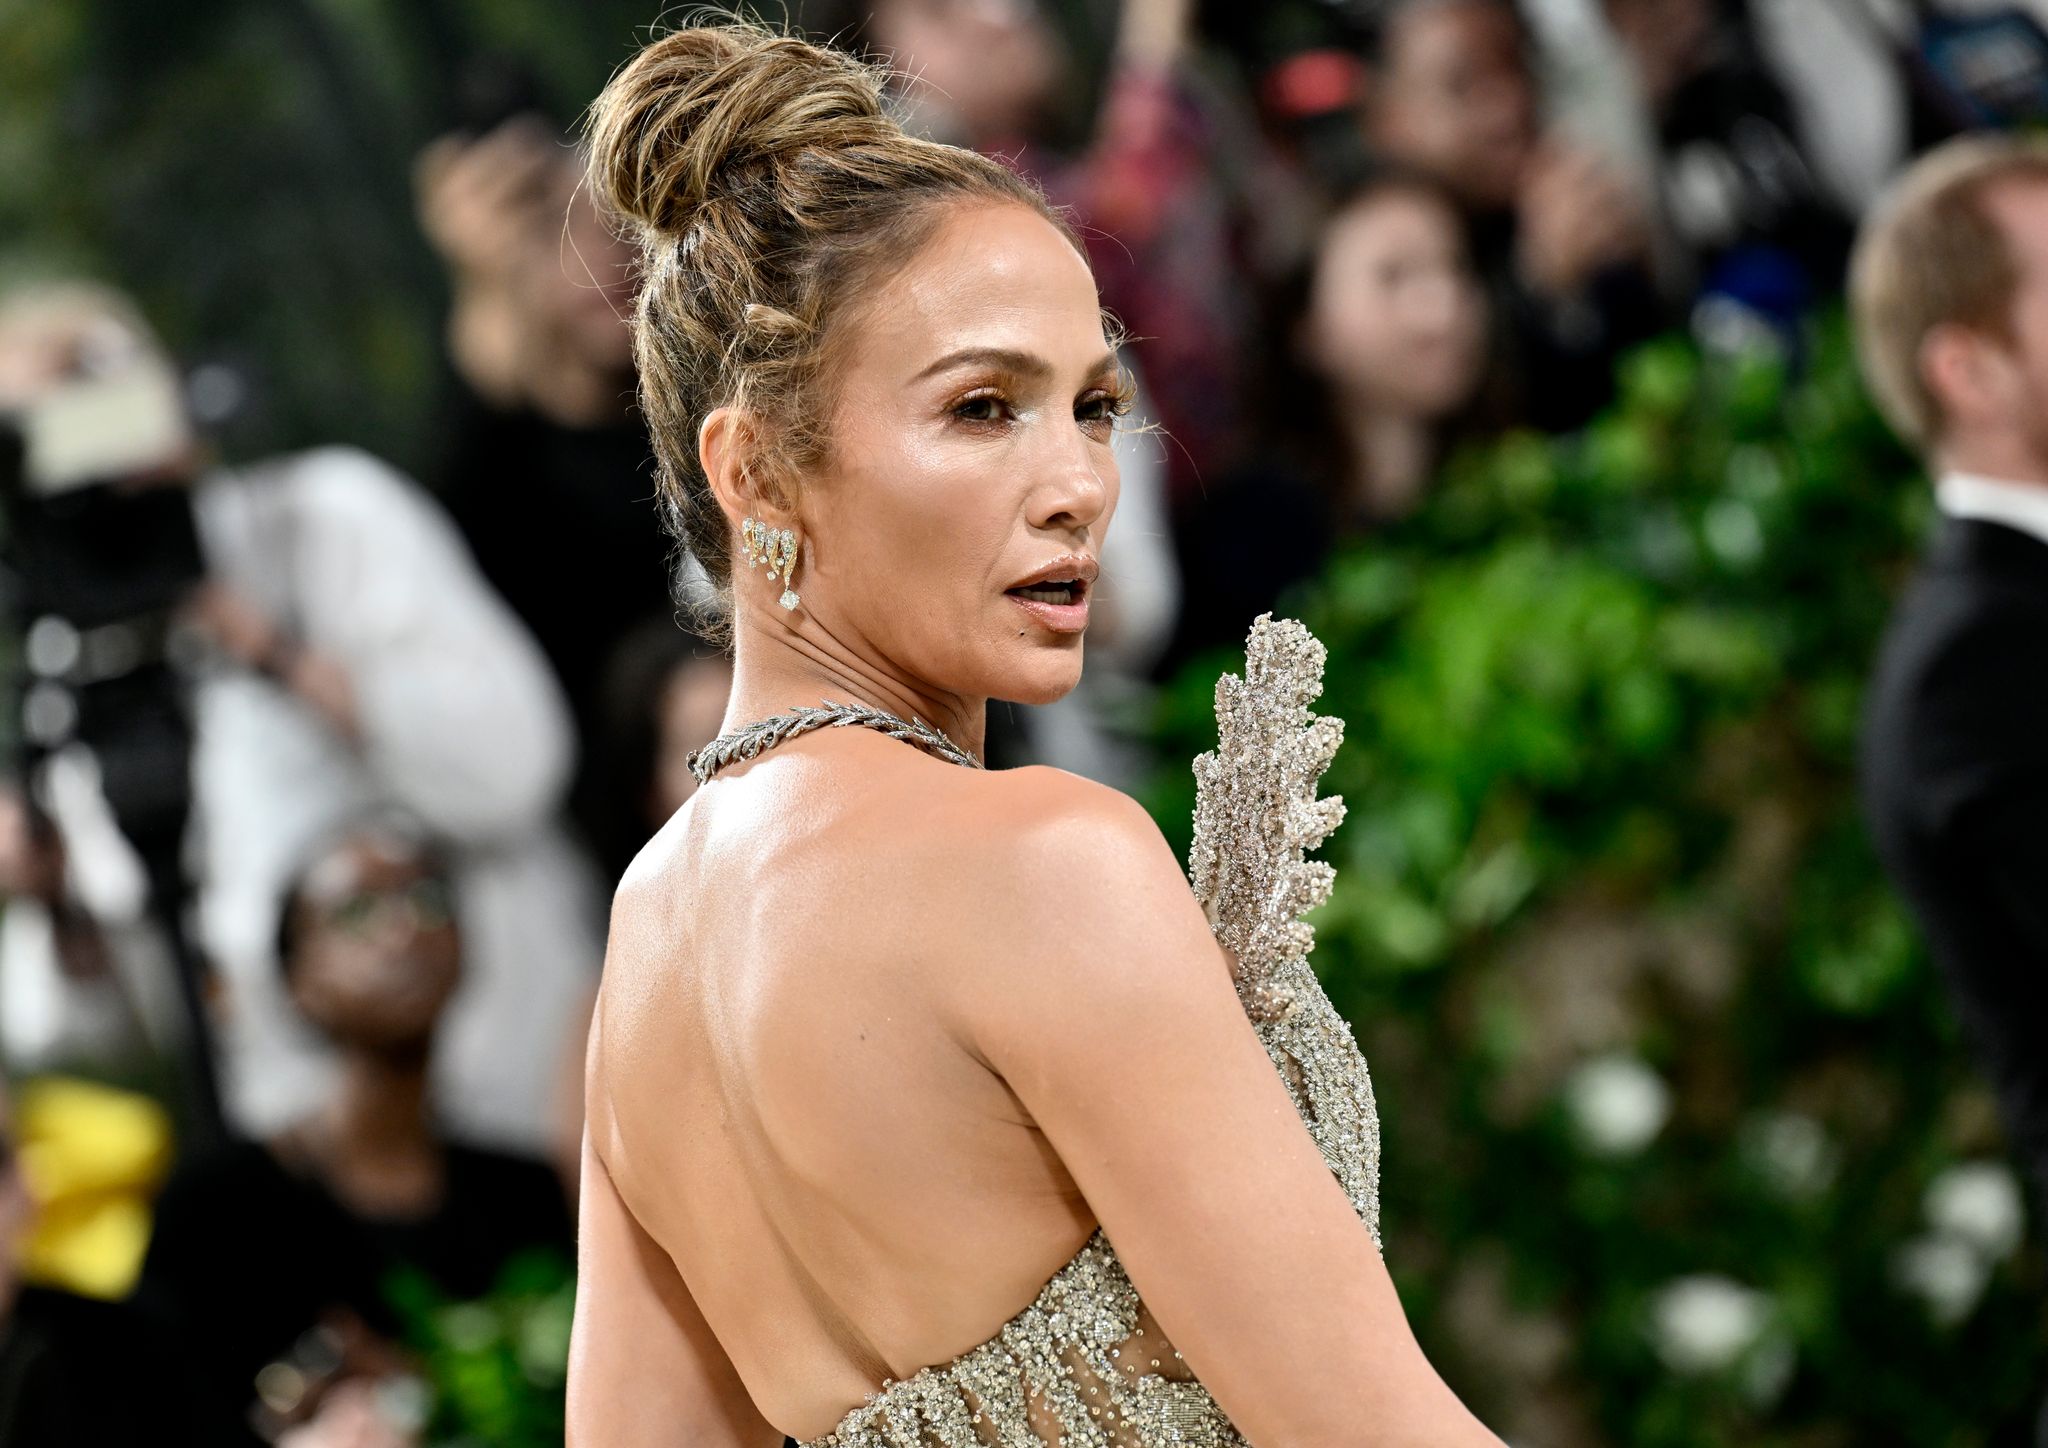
[1188,612,1347,1022]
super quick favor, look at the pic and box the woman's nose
[1030,464,1110,534]
[1027,431,1112,533]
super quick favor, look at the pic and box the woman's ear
[699,404,792,528]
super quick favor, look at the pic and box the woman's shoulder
[860,761,1182,899]
[919,765,1230,1007]
[970,764,1175,869]
[606,755,1207,993]
[627,748,1176,878]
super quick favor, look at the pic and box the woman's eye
[953,394,1007,424]
[1080,391,1133,427]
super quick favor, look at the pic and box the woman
[1166,162,1489,671]
[137,816,573,1446]
[568,19,1506,1447]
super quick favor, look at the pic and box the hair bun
[586,20,896,241]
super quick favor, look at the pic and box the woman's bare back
[576,631,1505,1448]
[586,728,1109,1439]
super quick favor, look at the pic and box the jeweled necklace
[686,699,984,784]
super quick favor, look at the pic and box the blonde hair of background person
[1850,131,2048,457]
[565,15,1505,1448]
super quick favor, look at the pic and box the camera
[0,349,206,866]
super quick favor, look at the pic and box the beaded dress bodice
[800,617,1382,1448]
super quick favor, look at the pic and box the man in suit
[1856,135,2048,1203]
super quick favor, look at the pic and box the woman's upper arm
[567,1125,784,1448]
[946,777,1502,1448]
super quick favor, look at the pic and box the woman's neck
[723,615,986,763]
[291,1045,443,1218]
[330,1048,435,1153]
[1335,400,1436,524]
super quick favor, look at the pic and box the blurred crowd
[0,0,2046,1441]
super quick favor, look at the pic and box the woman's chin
[994,651,1085,707]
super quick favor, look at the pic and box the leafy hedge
[1147,315,2046,1446]
[385,1248,575,1448]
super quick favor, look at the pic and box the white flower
[1649,1274,1772,1374]
[1924,1162,2024,1264]
[1742,1110,1839,1200]
[1892,1235,1990,1328]
[1704,498,1765,567]
[1565,1054,1671,1156]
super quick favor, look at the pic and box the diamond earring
[741,516,801,611]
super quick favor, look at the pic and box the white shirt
[191,447,604,1154]
[1937,472,2048,550]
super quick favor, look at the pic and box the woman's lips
[1004,581,1089,633]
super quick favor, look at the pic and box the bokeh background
[2,1,2046,1445]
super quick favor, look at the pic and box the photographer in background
[0,281,602,1173]
[414,113,677,859]
[0,284,223,1120]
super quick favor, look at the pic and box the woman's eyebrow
[910,346,1120,384]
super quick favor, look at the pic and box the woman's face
[778,201,1122,708]
[1371,0,1535,212]
[870,0,1066,144]
[1304,188,1487,421]
[287,836,461,1052]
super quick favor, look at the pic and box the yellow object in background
[12,1075,173,1300]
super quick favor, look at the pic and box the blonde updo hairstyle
[585,13,1096,640]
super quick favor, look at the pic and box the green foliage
[384,1247,577,1448]
[1149,316,2047,1445]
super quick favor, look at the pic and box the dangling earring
[741,516,801,611]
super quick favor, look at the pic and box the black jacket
[1861,514,2048,1187]
[0,1286,200,1446]
[132,1136,573,1447]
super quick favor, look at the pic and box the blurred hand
[273,1378,419,1448]
[183,583,359,739]
[413,115,562,290]
[1117,0,1194,72]
[1516,141,1651,300]
[184,580,280,671]
[0,787,65,904]
[415,116,570,404]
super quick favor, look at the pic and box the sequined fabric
[803,616,1380,1448]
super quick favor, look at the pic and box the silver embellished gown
[804,616,1383,1448]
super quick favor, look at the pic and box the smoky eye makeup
[948,390,1007,427]
[944,384,1014,427]
[946,380,1132,432]
[1096,367,1137,413]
